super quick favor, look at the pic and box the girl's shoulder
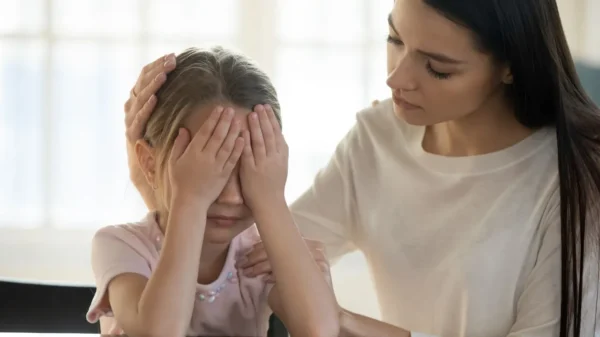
[91,212,161,263]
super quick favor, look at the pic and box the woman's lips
[393,94,421,110]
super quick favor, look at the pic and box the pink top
[86,212,273,336]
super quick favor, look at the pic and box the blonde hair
[143,46,281,176]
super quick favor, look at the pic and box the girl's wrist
[170,194,210,216]
[250,193,287,218]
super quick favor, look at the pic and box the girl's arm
[240,105,340,337]
[105,107,244,337]
[254,199,340,337]
[106,200,207,337]
[339,309,411,337]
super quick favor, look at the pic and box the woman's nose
[387,52,418,92]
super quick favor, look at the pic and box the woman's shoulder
[354,97,400,130]
[338,97,414,159]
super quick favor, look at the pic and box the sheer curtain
[0,0,391,318]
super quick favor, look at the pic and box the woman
[123,0,599,336]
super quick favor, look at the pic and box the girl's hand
[169,107,244,207]
[124,53,176,209]
[236,239,332,284]
[240,104,288,211]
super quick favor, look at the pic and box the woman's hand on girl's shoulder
[236,238,332,284]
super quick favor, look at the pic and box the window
[0,0,392,319]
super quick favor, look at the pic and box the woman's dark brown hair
[423,0,599,336]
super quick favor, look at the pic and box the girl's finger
[204,108,235,154]
[188,106,224,150]
[248,112,266,159]
[264,104,285,153]
[216,119,241,167]
[241,130,254,166]
[256,105,276,155]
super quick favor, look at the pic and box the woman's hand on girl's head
[239,104,289,212]
[125,53,176,145]
[124,53,177,210]
[168,107,245,208]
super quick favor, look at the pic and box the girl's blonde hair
[143,46,282,177]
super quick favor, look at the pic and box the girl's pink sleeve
[86,226,153,324]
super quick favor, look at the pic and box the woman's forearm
[253,198,340,337]
[137,198,207,336]
[340,309,411,337]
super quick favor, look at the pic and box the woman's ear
[134,139,158,189]
[501,65,513,84]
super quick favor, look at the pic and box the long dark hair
[423,0,600,336]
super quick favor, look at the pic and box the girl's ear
[134,139,158,189]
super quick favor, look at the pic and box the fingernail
[154,72,166,82]
[255,104,264,112]
[251,112,258,120]
[163,55,176,67]
[148,95,156,103]
[178,128,183,136]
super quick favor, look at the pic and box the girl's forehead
[184,103,251,134]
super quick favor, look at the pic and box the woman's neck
[422,95,534,157]
[157,210,231,285]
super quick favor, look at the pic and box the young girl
[86,47,340,337]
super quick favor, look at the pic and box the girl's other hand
[239,104,289,211]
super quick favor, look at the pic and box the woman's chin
[393,103,430,126]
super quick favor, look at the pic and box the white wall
[557,0,600,66]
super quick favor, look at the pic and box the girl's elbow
[135,325,186,337]
[132,316,187,337]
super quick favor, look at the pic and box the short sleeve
[290,122,360,265]
[507,197,561,337]
[86,226,153,323]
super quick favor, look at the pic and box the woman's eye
[426,62,452,80]
[386,35,403,46]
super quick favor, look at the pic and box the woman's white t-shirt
[290,98,562,337]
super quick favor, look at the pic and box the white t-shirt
[290,98,561,337]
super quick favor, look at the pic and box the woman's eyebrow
[387,13,466,65]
